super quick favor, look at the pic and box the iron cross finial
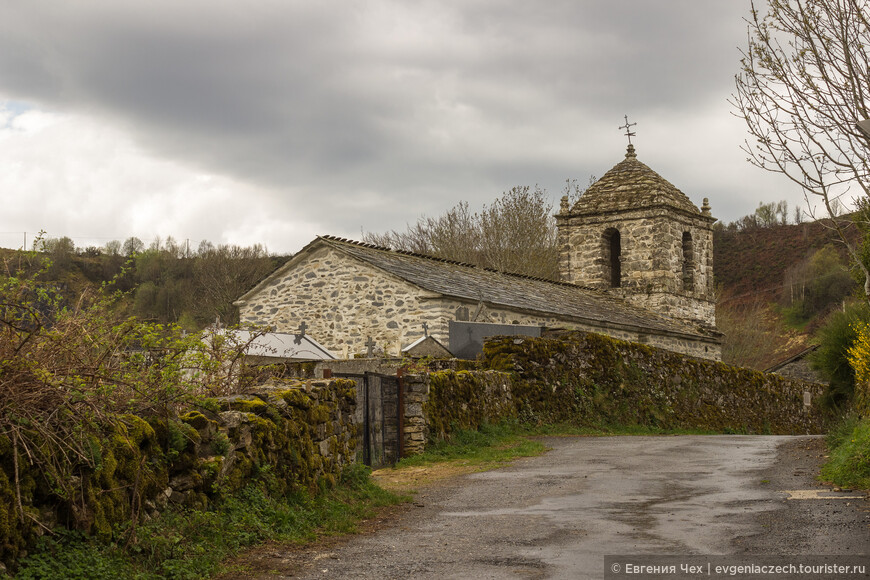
[294,321,308,344]
[618,115,637,145]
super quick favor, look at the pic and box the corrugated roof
[210,329,335,360]
[570,145,700,216]
[317,236,716,340]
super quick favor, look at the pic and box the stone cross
[618,114,637,145]
[365,336,376,357]
[294,321,308,344]
[422,322,429,337]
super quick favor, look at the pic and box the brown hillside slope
[714,219,862,371]
[714,220,857,304]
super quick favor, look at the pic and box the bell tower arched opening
[681,231,694,292]
[603,228,621,288]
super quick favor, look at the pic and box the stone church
[234,144,722,360]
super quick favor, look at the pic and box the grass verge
[395,422,548,469]
[11,464,405,580]
[820,412,870,490]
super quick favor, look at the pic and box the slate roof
[313,236,717,341]
[570,144,701,216]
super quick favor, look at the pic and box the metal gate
[335,372,402,468]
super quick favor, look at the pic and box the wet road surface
[281,435,870,579]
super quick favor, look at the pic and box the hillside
[0,245,290,329]
[713,217,862,370]
[714,219,857,304]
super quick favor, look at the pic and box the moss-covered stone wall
[0,379,358,567]
[422,371,517,441]
[417,331,827,446]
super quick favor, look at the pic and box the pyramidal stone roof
[570,144,701,216]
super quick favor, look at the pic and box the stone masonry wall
[485,331,827,433]
[558,207,715,327]
[436,297,721,361]
[237,245,721,361]
[405,331,827,455]
[237,245,443,358]
[0,379,359,567]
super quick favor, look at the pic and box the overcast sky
[0,0,807,255]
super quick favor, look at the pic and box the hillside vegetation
[1,237,289,330]
[714,205,861,371]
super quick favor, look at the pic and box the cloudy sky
[0,0,805,255]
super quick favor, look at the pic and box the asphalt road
[286,435,869,579]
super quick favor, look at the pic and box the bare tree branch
[732,0,870,299]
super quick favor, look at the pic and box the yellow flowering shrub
[846,323,870,415]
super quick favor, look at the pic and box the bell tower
[556,144,717,327]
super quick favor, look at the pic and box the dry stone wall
[410,331,828,452]
[0,379,359,568]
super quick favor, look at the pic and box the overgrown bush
[0,249,267,562]
[716,296,788,369]
[780,245,855,326]
[809,301,870,410]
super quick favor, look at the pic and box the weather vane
[618,115,637,145]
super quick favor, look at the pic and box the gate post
[397,368,405,460]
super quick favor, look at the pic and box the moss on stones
[0,377,360,570]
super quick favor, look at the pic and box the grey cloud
[0,1,768,243]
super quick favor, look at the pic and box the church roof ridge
[318,234,598,291]
[568,145,702,216]
[319,235,480,268]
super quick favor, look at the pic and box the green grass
[12,464,405,580]
[821,413,870,490]
[395,422,547,468]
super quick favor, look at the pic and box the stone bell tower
[556,144,717,327]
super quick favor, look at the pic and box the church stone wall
[622,293,716,331]
[237,246,721,361]
[434,297,720,360]
[237,246,444,358]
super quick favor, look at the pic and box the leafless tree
[194,244,277,324]
[732,0,870,297]
[364,186,561,279]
